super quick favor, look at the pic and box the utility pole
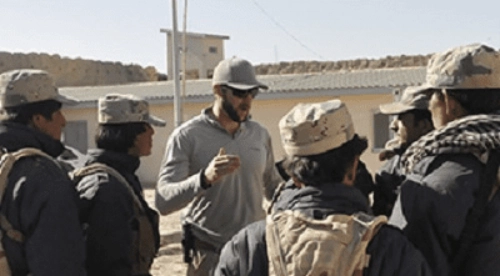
[170,0,183,127]
[181,0,188,101]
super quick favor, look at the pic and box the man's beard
[222,96,245,123]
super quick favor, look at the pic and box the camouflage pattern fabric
[266,210,387,276]
[279,100,355,157]
[98,93,166,126]
[423,44,500,90]
[379,86,430,115]
[401,114,500,174]
[0,69,78,108]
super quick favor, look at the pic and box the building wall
[0,52,157,87]
[63,93,393,187]
[183,37,205,78]
[167,34,226,79]
[201,38,226,77]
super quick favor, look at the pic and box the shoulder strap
[12,147,62,169]
[266,213,288,276]
[0,147,60,243]
[71,163,144,212]
[0,147,61,200]
[451,150,500,275]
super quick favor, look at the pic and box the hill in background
[0,52,160,87]
[255,54,430,75]
[0,51,431,87]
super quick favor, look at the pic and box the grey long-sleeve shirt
[155,108,282,247]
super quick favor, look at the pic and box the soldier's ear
[444,91,468,119]
[30,114,43,127]
[214,85,223,97]
[29,113,51,136]
[343,156,359,186]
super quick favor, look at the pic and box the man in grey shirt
[155,57,282,276]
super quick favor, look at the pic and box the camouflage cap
[379,86,430,115]
[212,57,268,90]
[98,94,166,127]
[421,43,500,90]
[279,99,355,156]
[0,69,78,108]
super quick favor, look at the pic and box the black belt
[182,223,221,263]
[193,237,221,254]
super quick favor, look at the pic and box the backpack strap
[71,163,144,212]
[266,213,288,276]
[265,181,293,275]
[11,148,62,169]
[0,148,60,199]
[0,147,61,244]
[0,216,23,243]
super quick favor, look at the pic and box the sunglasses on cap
[221,86,259,99]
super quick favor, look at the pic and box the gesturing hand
[204,147,241,186]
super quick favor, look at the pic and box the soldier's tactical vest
[266,210,387,276]
[71,163,158,275]
[265,181,388,276]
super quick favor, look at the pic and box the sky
[2,0,500,74]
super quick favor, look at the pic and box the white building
[160,29,229,79]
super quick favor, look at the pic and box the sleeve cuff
[200,169,211,189]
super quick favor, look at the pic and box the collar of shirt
[201,107,248,134]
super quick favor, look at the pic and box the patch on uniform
[76,172,109,200]
[12,176,27,200]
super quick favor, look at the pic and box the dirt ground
[145,189,187,276]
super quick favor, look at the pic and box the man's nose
[61,114,67,127]
[242,93,254,103]
[389,119,398,132]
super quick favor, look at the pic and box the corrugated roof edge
[60,66,426,106]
